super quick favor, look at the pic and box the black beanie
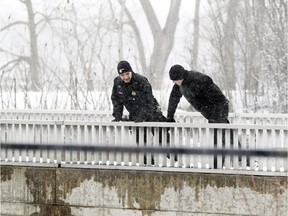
[169,65,185,80]
[117,60,132,74]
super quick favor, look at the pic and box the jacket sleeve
[140,78,158,105]
[135,77,157,120]
[167,84,182,119]
[111,81,123,120]
[126,74,162,122]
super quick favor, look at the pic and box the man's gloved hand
[134,117,144,123]
[112,118,122,122]
[166,118,176,123]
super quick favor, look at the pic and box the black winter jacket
[167,70,229,120]
[111,72,165,122]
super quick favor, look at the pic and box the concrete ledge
[1,165,287,216]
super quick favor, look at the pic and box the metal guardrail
[1,119,287,175]
[1,109,288,124]
[2,143,287,157]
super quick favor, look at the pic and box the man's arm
[111,82,124,121]
[132,77,156,122]
[167,84,182,120]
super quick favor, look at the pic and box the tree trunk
[117,0,124,60]
[222,0,239,90]
[139,0,182,88]
[25,0,41,90]
[191,0,201,69]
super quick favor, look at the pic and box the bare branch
[118,0,147,71]
[0,21,27,32]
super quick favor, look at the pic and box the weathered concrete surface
[1,165,287,216]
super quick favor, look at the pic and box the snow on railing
[0,109,113,121]
[1,119,287,174]
[1,109,288,125]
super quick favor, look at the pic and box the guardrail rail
[1,111,287,175]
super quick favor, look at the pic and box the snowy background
[0,0,287,113]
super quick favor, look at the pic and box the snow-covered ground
[1,88,275,114]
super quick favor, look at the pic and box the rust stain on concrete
[1,165,287,216]
[29,205,72,216]
[0,166,14,182]
[24,167,73,216]
[56,168,287,214]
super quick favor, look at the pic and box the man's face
[120,71,132,83]
[173,79,183,86]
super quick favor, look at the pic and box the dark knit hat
[169,65,185,80]
[117,60,132,74]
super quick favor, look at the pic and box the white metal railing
[1,119,287,174]
[1,109,288,125]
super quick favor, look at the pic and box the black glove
[134,117,144,123]
[166,118,176,123]
[112,118,122,122]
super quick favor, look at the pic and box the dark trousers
[136,126,171,164]
[207,102,232,168]
[133,112,170,164]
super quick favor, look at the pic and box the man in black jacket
[167,65,232,168]
[111,60,166,122]
[111,60,169,165]
[167,64,230,123]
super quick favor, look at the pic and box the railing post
[182,128,190,168]
[145,127,153,166]
[92,125,100,165]
[248,129,255,169]
[225,128,231,169]
[191,128,198,168]
[100,125,107,165]
[85,125,93,164]
[7,124,13,162]
[265,129,273,171]
[54,123,62,164]
[207,127,214,169]
[216,128,223,169]
[137,127,147,166]
[48,124,54,163]
[232,128,239,169]
[176,127,182,168]
[26,124,34,162]
[282,129,288,172]
[108,125,115,165]
[254,129,263,171]
[200,127,207,169]
[63,125,70,164]
[41,124,48,163]
[114,125,121,165]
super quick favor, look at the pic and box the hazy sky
[0,0,197,63]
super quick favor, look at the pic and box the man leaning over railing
[111,60,171,164]
[166,65,235,168]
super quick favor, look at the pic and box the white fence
[1,109,288,125]
[1,110,287,175]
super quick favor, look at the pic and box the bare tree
[207,0,239,91]
[191,0,201,69]
[235,0,287,113]
[118,0,182,88]
[260,0,287,113]
[222,0,239,90]
[1,0,41,90]
[1,0,117,109]
[25,0,41,90]
[50,1,116,109]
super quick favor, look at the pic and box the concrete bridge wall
[1,165,287,216]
